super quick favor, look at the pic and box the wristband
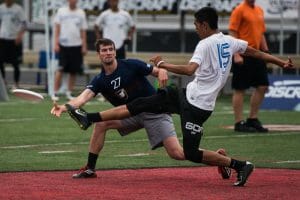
[156,60,165,67]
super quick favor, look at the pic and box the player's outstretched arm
[50,89,95,117]
[150,55,199,76]
[244,46,294,69]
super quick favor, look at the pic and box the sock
[230,159,246,171]
[87,152,98,170]
[87,113,102,122]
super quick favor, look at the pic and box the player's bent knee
[168,149,185,160]
[184,149,203,163]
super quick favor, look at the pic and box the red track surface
[1,167,299,200]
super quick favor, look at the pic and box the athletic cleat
[65,104,92,130]
[217,149,232,179]
[234,161,254,186]
[51,94,59,101]
[246,118,268,133]
[234,120,256,132]
[72,166,97,179]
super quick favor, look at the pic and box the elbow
[185,69,195,76]
[186,71,194,76]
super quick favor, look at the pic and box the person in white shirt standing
[52,0,88,101]
[94,0,135,59]
[60,7,293,186]
[0,0,26,89]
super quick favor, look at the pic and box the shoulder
[13,3,23,10]
[232,3,244,13]
[77,8,86,15]
[255,5,264,14]
[121,58,146,66]
[56,7,67,14]
[100,9,111,16]
[119,9,132,17]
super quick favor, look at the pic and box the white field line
[275,160,300,164]
[38,150,75,154]
[1,132,299,150]
[0,118,36,122]
[114,153,150,157]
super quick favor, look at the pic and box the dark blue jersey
[86,59,156,106]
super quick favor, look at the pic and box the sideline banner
[261,75,300,111]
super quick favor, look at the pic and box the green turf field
[0,93,299,172]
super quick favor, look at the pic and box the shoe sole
[234,164,254,186]
[72,174,97,179]
[65,104,89,130]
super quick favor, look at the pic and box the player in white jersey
[0,0,26,88]
[94,0,135,59]
[52,0,88,101]
[58,7,293,186]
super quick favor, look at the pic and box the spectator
[229,0,270,132]
[94,0,135,59]
[0,0,26,89]
[52,0,88,101]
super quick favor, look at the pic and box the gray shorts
[118,112,176,150]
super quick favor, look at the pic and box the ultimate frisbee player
[62,7,293,186]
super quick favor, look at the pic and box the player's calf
[217,148,232,179]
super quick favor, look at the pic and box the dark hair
[95,38,116,52]
[194,7,218,30]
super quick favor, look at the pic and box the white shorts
[118,112,176,149]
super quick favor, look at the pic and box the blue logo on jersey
[217,43,230,73]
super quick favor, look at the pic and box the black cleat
[234,161,254,186]
[72,166,97,179]
[246,118,268,132]
[65,104,92,130]
[234,120,256,133]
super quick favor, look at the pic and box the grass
[0,92,300,172]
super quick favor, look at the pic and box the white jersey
[0,3,26,39]
[187,32,248,111]
[95,9,135,49]
[54,7,87,47]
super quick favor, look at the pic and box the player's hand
[50,102,67,117]
[150,55,163,66]
[233,54,244,65]
[157,68,168,88]
[15,37,22,45]
[124,38,132,45]
[54,43,60,53]
[282,57,294,69]
[82,45,87,56]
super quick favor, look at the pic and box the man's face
[194,20,205,39]
[245,0,255,6]
[5,0,14,6]
[109,0,119,8]
[98,44,116,64]
[68,0,78,7]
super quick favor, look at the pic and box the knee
[168,148,185,160]
[184,149,203,163]
[257,86,268,94]
[94,121,109,133]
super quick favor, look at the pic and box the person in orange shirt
[229,0,270,132]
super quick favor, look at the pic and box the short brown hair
[95,38,116,52]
